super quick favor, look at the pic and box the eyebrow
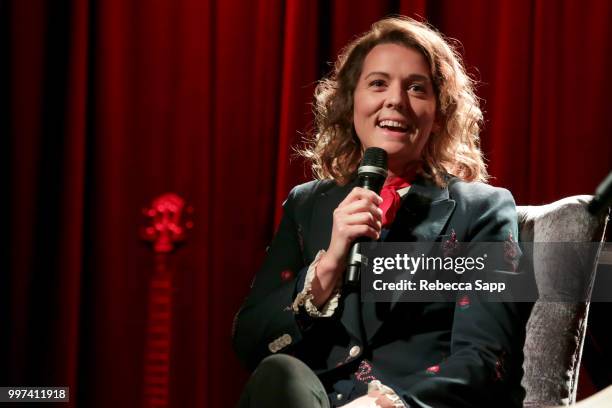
[364,71,431,82]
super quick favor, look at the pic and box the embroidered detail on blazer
[280,269,294,282]
[355,360,377,383]
[504,231,520,272]
[457,295,471,310]
[442,229,459,257]
[426,364,440,374]
[494,350,508,381]
[426,353,448,375]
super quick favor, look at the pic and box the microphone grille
[361,147,388,169]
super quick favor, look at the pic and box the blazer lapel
[364,179,456,343]
[387,180,455,243]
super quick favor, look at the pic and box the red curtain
[3,1,611,407]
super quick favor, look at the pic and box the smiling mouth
[376,119,409,132]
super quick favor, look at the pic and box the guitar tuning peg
[141,192,191,253]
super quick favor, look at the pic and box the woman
[233,17,530,408]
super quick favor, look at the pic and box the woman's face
[353,43,438,174]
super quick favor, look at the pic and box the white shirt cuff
[368,380,407,408]
[292,250,341,317]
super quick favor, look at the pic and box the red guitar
[140,193,192,408]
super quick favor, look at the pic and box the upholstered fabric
[517,196,609,407]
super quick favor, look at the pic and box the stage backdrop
[3,0,611,407]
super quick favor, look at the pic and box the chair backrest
[517,195,609,407]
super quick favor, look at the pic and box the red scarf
[380,176,411,227]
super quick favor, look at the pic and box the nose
[385,83,407,110]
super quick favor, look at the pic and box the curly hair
[301,16,488,186]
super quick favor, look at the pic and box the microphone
[345,147,388,285]
[588,171,612,216]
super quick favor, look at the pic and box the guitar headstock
[141,193,193,253]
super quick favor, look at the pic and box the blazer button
[336,393,343,400]
[268,334,293,353]
[281,334,292,346]
[268,342,278,353]
[349,345,361,358]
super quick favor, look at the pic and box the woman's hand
[310,187,383,307]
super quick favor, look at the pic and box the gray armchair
[517,196,609,407]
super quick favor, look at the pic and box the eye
[368,79,387,88]
[408,83,427,93]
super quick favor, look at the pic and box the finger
[343,224,380,241]
[350,187,382,205]
[343,212,382,230]
[339,199,383,221]
[338,187,383,208]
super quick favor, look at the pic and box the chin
[374,143,413,157]
[387,147,421,165]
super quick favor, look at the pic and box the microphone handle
[344,173,385,286]
[346,239,368,285]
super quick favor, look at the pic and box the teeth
[378,120,407,130]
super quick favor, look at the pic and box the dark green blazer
[233,176,532,407]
